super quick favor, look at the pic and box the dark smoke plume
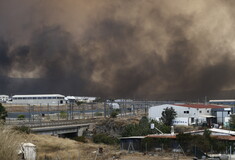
[1,0,235,100]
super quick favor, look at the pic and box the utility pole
[91,103,94,118]
[104,102,107,118]
[32,105,34,121]
[28,104,30,122]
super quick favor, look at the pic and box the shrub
[121,116,170,137]
[176,130,226,154]
[94,112,102,116]
[110,111,118,118]
[0,103,7,121]
[93,133,119,145]
[73,136,87,143]
[13,126,31,134]
[60,111,67,119]
[17,114,25,120]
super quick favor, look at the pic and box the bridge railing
[5,118,99,128]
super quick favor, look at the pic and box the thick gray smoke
[1,0,235,100]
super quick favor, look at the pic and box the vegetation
[17,114,25,120]
[75,101,84,106]
[94,112,102,116]
[60,111,67,119]
[0,125,24,160]
[122,116,170,137]
[229,114,235,129]
[0,103,7,121]
[160,107,177,126]
[93,133,119,145]
[73,136,87,143]
[93,97,102,102]
[176,129,226,154]
[110,110,118,118]
[13,126,31,134]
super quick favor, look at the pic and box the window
[207,110,210,113]
[184,111,189,114]
[199,110,202,113]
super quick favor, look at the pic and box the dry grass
[0,124,27,160]
[27,134,193,160]
[27,134,119,160]
[0,128,193,160]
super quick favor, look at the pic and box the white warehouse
[149,104,226,126]
[11,94,65,106]
[0,95,9,103]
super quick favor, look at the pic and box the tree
[229,114,235,129]
[0,103,7,121]
[160,107,177,126]
[121,116,170,137]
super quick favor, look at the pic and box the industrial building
[74,96,97,103]
[209,99,235,105]
[0,95,9,103]
[11,94,65,106]
[148,104,228,126]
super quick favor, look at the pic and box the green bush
[110,111,118,118]
[13,126,31,134]
[94,112,102,116]
[93,133,119,145]
[121,116,170,137]
[73,136,87,143]
[17,114,25,120]
[60,111,67,119]
[0,103,7,121]
[176,130,226,154]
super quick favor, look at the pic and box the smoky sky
[1,0,235,100]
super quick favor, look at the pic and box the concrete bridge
[7,119,97,137]
[31,123,93,137]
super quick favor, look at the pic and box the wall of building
[0,95,9,102]
[11,94,65,106]
[148,104,212,126]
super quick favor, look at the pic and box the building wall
[11,94,65,106]
[0,95,9,102]
[148,104,212,126]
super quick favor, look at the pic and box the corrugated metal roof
[119,136,145,139]
[184,128,235,136]
[146,134,176,139]
[209,128,235,136]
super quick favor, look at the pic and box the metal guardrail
[5,118,99,128]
